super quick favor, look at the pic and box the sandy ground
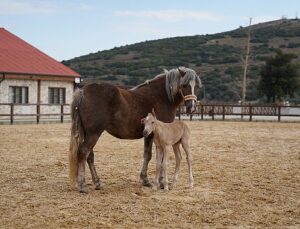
[0,121,299,228]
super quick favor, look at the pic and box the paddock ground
[0,122,299,228]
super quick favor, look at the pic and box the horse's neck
[140,76,183,108]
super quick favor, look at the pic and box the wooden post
[212,105,215,120]
[61,105,64,123]
[249,105,252,121]
[278,106,281,122]
[36,104,40,124]
[10,103,14,124]
[222,105,225,120]
[190,114,192,121]
[201,104,204,120]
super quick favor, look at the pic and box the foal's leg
[153,146,163,191]
[172,143,182,189]
[87,150,101,190]
[161,147,169,191]
[181,140,194,188]
[140,134,153,187]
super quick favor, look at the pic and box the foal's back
[155,120,190,146]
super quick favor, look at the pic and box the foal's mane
[130,67,201,102]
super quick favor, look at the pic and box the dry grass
[0,121,299,228]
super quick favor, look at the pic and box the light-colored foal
[141,110,194,191]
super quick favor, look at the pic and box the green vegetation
[63,18,300,103]
[258,50,300,103]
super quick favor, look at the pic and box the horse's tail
[69,89,85,188]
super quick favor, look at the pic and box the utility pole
[241,17,252,104]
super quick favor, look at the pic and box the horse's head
[141,109,157,137]
[178,67,202,114]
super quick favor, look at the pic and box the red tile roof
[0,28,80,77]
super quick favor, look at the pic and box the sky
[1,0,299,61]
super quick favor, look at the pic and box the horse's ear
[178,67,186,77]
[141,118,145,124]
[152,108,156,117]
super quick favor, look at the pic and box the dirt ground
[0,121,299,228]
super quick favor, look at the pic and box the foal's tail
[69,89,85,188]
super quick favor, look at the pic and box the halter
[179,87,197,102]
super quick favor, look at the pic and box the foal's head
[141,111,157,138]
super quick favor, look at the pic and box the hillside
[63,18,300,103]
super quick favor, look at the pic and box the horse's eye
[151,121,154,124]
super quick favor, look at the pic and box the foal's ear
[141,118,146,124]
[151,108,156,117]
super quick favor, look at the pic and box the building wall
[0,78,73,122]
[0,78,38,103]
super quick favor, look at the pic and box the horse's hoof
[79,187,88,193]
[142,180,152,187]
[95,185,101,190]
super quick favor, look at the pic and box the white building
[0,28,80,123]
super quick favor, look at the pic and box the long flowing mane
[130,67,201,102]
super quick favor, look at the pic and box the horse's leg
[161,146,169,191]
[77,143,90,193]
[87,150,101,190]
[78,133,101,193]
[181,141,194,188]
[153,146,163,191]
[172,143,182,189]
[140,134,153,187]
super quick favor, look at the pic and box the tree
[258,50,300,103]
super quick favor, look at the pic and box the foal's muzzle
[143,130,150,137]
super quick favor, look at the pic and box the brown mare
[69,67,201,193]
[142,110,193,191]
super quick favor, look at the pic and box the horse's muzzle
[185,101,196,114]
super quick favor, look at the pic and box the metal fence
[0,103,300,124]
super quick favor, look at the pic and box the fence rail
[0,103,70,124]
[0,103,300,124]
[177,104,300,122]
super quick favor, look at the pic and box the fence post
[10,103,14,124]
[190,114,192,121]
[222,105,225,120]
[36,104,40,124]
[212,105,215,120]
[249,105,252,121]
[278,106,281,122]
[61,105,64,123]
[201,104,204,120]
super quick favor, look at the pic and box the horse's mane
[130,67,201,102]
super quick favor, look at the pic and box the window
[48,87,66,104]
[9,86,29,104]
